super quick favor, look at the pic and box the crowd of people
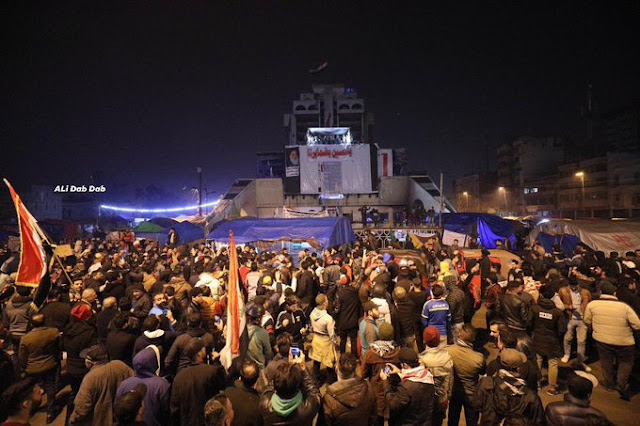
[0,234,639,425]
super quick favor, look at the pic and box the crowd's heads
[499,348,527,372]
[273,363,303,399]
[240,360,259,389]
[103,296,117,310]
[336,353,358,380]
[204,394,234,426]
[185,337,206,363]
[362,301,379,319]
[600,281,616,295]
[276,332,293,355]
[399,346,419,367]
[81,344,109,367]
[371,283,386,299]
[458,324,476,344]
[431,284,445,299]
[142,315,160,332]
[567,371,598,400]
[114,383,147,425]
[315,294,328,308]
[392,286,407,301]
[378,322,394,341]
[0,378,42,421]
[423,326,440,348]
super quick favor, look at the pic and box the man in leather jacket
[497,280,532,336]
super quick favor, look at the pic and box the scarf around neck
[271,391,303,417]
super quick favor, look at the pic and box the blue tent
[438,213,517,249]
[173,221,205,244]
[207,217,355,249]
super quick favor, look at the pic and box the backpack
[491,376,535,426]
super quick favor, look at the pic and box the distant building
[25,185,62,220]
[256,152,285,178]
[497,136,566,214]
[600,104,640,152]
[284,84,374,146]
[453,172,499,213]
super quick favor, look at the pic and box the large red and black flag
[220,230,248,370]
[4,179,53,307]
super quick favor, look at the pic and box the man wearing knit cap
[381,346,434,426]
[419,327,453,426]
[363,322,400,425]
[584,280,640,401]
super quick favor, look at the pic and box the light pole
[498,186,507,214]
[575,171,585,218]
[463,191,469,212]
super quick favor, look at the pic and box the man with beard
[148,292,177,331]
[0,379,43,426]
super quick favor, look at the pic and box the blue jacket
[421,298,451,337]
[116,345,170,426]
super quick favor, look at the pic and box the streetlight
[463,191,469,212]
[498,186,507,213]
[575,171,585,218]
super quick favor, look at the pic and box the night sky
[2,2,639,205]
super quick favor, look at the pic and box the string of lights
[99,199,220,213]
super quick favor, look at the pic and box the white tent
[528,219,640,254]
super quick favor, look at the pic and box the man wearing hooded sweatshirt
[419,327,453,426]
[2,285,35,353]
[474,348,544,425]
[116,345,170,426]
[363,322,401,425]
[382,347,435,426]
[309,294,336,379]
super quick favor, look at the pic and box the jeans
[536,354,559,387]
[338,329,358,356]
[447,385,478,426]
[596,341,635,389]
[563,318,587,360]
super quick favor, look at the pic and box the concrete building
[497,136,566,214]
[453,172,500,214]
[600,104,640,152]
[256,152,285,178]
[284,84,374,145]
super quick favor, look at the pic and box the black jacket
[531,298,567,358]
[106,329,137,366]
[545,394,611,425]
[296,270,316,306]
[96,308,117,343]
[260,368,320,426]
[164,327,215,375]
[475,373,544,425]
[394,298,416,339]
[335,283,362,331]
[384,374,435,426]
[63,320,98,377]
[170,362,226,426]
[225,380,263,426]
[40,300,71,331]
[498,293,531,331]
[321,377,376,426]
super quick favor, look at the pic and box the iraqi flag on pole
[4,179,49,288]
[220,230,248,370]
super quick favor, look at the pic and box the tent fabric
[528,219,640,254]
[148,217,178,228]
[134,222,166,233]
[438,213,516,249]
[535,232,582,256]
[207,217,355,249]
[173,221,205,244]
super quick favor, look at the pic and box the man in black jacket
[225,360,263,426]
[321,353,376,426]
[335,273,362,355]
[392,287,417,352]
[497,280,531,335]
[382,347,435,426]
[170,338,226,426]
[545,372,610,425]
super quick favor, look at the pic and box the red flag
[220,230,247,369]
[4,179,48,287]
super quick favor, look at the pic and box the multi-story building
[453,172,501,213]
[600,104,640,152]
[284,84,374,145]
[497,136,566,214]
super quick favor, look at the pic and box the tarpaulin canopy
[134,222,165,233]
[438,213,517,249]
[207,217,355,249]
[528,219,640,255]
[173,221,205,244]
[148,217,178,228]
